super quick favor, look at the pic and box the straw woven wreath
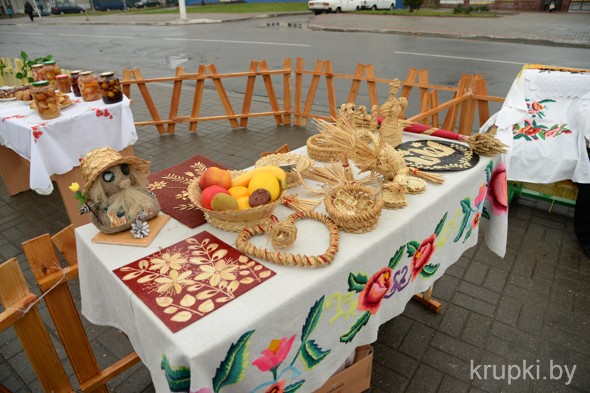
[187,176,285,232]
[236,210,340,268]
[324,184,384,233]
[80,147,150,196]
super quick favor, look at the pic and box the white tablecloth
[0,94,138,194]
[487,67,590,184]
[78,141,507,393]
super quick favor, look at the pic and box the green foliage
[388,244,406,269]
[301,296,324,341]
[405,0,423,11]
[212,330,254,393]
[15,51,53,83]
[453,4,490,13]
[299,340,330,369]
[348,272,368,293]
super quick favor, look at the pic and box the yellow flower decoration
[69,182,80,192]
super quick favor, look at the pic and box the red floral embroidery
[357,267,393,314]
[486,163,508,215]
[31,123,47,143]
[92,108,114,119]
[472,211,481,229]
[265,380,286,393]
[410,234,436,281]
[2,114,25,122]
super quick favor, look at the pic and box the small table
[0,95,138,227]
[77,143,508,392]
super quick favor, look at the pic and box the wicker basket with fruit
[187,166,287,232]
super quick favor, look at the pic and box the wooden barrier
[121,57,505,136]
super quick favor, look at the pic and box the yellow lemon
[228,186,249,199]
[237,196,251,210]
[248,172,280,202]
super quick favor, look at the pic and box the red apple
[199,167,232,191]
[201,185,230,210]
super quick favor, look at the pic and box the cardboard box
[314,345,373,393]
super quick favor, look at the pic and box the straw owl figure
[80,147,161,234]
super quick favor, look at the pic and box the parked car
[51,2,85,14]
[135,0,160,7]
[360,0,395,10]
[94,0,126,10]
[308,0,361,14]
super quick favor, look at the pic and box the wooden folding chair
[19,225,141,392]
[0,258,73,393]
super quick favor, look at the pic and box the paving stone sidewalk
[0,83,589,393]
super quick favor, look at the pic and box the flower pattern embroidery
[194,259,238,287]
[92,107,113,119]
[31,123,47,143]
[148,180,167,190]
[155,270,196,295]
[2,114,25,122]
[253,336,296,375]
[410,234,436,281]
[486,163,508,215]
[526,98,554,119]
[357,267,393,314]
[265,380,286,393]
[513,119,572,141]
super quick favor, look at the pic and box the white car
[360,0,396,10]
[308,0,362,14]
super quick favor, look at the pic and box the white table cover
[0,94,138,194]
[487,67,590,184]
[78,141,507,393]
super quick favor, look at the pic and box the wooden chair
[0,225,141,392]
[0,258,73,392]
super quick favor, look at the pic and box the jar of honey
[78,71,101,102]
[31,81,60,120]
[99,72,123,104]
[69,70,82,97]
[42,60,61,90]
[31,64,45,82]
[56,74,71,94]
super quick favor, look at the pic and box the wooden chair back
[0,258,73,393]
[23,225,141,392]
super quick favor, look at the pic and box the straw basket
[187,178,284,232]
[255,153,313,189]
[306,134,340,163]
[324,184,384,233]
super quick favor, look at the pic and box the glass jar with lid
[42,60,61,90]
[99,72,123,104]
[69,70,82,97]
[31,64,45,82]
[78,71,101,102]
[56,74,72,94]
[31,81,61,120]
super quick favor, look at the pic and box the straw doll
[79,147,161,234]
[371,79,408,148]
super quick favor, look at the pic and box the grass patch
[125,2,308,14]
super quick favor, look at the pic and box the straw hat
[80,147,151,196]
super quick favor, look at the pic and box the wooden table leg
[0,145,31,196]
[412,285,442,313]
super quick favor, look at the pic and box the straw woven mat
[147,155,228,228]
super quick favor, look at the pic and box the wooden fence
[121,57,505,137]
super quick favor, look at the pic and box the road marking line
[58,33,134,39]
[164,38,310,47]
[2,32,44,35]
[394,51,525,65]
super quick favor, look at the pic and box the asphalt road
[1,14,589,114]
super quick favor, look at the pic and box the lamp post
[178,0,187,21]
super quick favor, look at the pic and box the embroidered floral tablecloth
[484,66,590,183]
[78,140,508,393]
[0,94,137,194]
